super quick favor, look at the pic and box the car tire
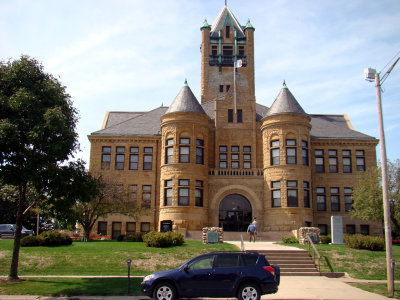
[237,283,261,300]
[153,282,177,300]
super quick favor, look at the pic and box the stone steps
[254,250,320,276]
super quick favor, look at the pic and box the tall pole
[375,72,394,294]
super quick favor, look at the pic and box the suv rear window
[241,255,258,266]
[214,254,240,268]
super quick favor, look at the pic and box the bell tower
[200,5,255,104]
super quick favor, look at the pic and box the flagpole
[234,57,237,113]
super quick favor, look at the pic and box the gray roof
[210,6,245,38]
[91,107,167,136]
[165,82,206,115]
[266,84,307,116]
[310,115,375,140]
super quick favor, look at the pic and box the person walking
[252,217,258,241]
[247,223,256,242]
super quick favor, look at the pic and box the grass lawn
[286,243,400,280]
[351,283,400,299]
[0,239,237,276]
[0,277,143,296]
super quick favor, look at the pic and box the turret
[159,81,210,232]
[260,83,313,231]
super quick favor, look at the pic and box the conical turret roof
[266,82,307,116]
[165,80,206,115]
[210,5,245,38]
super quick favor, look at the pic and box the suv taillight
[263,266,275,277]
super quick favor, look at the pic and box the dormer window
[226,26,230,38]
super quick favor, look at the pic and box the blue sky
[1,0,399,164]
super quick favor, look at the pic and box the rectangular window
[223,45,233,56]
[128,184,137,203]
[142,185,151,208]
[212,45,218,55]
[220,85,224,93]
[342,150,352,173]
[317,187,326,211]
[164,180,172,206]
[196,139,204,165]
[303,181,310,208]
[315,150,324,173]
[195,180,203,207]
[112,222,122,240]
[243,149,251,169]
[287,181,298,207]
[101,146,111,170]
[346,224,356,234]
[178,179,189,206]
[165,138,174,164]
[179,146,190,163]
[129,154,138,170]
[329,150,338,173]
[226,85,230,92]
[115,146,125,170]
[238,45,245,56]
[270,140,280,165]
[226,25,230,38]
[286,148,296,164]
[141,222,150,233]
[330,187,340,212]
[143,147,153,170]
[302,141,309,166]
[344,187,353,212]
[228,109,233,123]
[318,224,328,236]
[231,152,239,169]
[98,221,107,236]
[356,150,365,171]
[231,146,239,152]
[126,222,136,235]
[219,145,227,168]
[360,225,370,235]
[237,109,242,123]
[271,181,281,207]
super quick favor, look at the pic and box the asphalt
[0,241,392,300]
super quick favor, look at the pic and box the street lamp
[364,55,399,295]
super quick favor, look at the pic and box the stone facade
[87,5,382,240]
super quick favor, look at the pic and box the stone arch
[209,184,262,229]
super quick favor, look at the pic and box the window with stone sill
[101,146,111,170]
[317,187,326,211]
[342,150,352,173]
[356,150,366,171]
[330,187,340,212]
[315,150,324,173]
[271,181,281,207]
[270,140,280,166]
[287,181,298,207]
[178,179,190,206]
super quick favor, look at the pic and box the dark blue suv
[141,251,280,300]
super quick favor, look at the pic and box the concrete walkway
[0,241,392,299]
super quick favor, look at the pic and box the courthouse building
[88,5,381,239]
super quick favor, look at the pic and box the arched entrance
[219,194,252,232]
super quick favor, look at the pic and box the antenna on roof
[225,0,227,6]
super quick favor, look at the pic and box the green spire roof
[200,19,211,30]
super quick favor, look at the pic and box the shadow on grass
[0,277,142,296]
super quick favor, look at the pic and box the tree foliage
[351,159,400,237]
[0,55,79,280]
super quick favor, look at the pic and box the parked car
[0,224,34,239]
[141,251,280,300]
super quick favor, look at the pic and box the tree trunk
[8,184,26,280]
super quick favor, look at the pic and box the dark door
[219,194,252,231]
[112,222,121,240]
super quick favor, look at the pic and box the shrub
[21,235,39,247]
[320,235,331,244]
[344,234,384,251]
[38,230,72,247]
[117,235,125,241]
[282,236,298,243]
[125,232,145,242]
[142,231,185,248]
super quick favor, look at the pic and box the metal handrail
[305,234,321,272]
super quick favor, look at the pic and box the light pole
[364,55,399,295]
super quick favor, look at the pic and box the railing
[305,234,321,272]
[208,168,263,176]
[209,55,247,67]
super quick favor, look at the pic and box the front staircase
[257,250,320,276]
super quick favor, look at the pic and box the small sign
[206,231,219,244]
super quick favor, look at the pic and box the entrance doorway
[219,194,252,232]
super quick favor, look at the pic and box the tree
[0,56,79,280]
[53,172,150,241]
[351,160,400,237]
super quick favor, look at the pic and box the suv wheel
[153,282,176,300]
[238,283,260,300]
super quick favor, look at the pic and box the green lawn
[0,277,142,296]
[0,239,237,276]
[288,243,400,280]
